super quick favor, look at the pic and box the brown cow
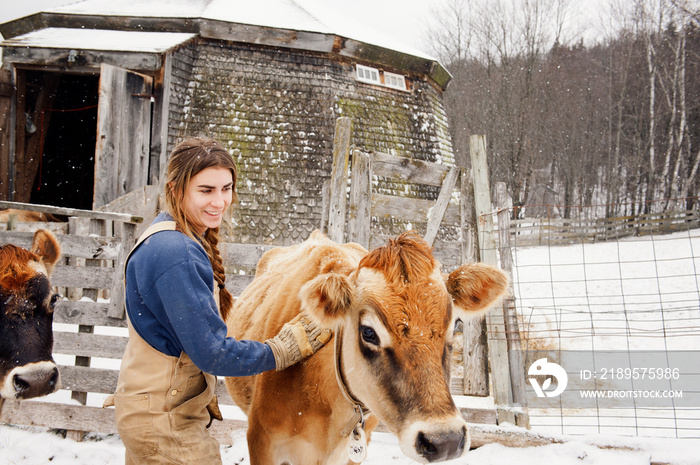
[0,229,62,400]
[225,230,508,464]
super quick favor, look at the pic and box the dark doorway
[28,71,98,210]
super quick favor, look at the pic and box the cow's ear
[299,273,354,327]
[30,229,61,276]
[446,263,508,318]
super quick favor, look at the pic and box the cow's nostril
[415,426,467,462]
[13,374,30,393]
[48,366,59,388]
[416,432,438,458]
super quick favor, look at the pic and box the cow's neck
[334,324,370,438]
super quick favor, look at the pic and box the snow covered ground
[512,228,700,440]
[2,422,700,465]
[2,228,699,464]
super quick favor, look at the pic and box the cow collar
[334,324,370,438]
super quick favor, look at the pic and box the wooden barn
[0,0,454,245]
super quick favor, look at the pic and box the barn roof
[0,0,451,89]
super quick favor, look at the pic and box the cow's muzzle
[401,418,470,463]
[3,362,60,399]
[415,425,468,462]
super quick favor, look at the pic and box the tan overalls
[106,221,223,464]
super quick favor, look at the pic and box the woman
[110,137,329,464]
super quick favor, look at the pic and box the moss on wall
[168,41,454,245]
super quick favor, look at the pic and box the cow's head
[300,232,507,463]
[0,230,61,399]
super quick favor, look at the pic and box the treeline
[429,0,700,218]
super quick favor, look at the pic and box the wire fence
[482,198,700,439]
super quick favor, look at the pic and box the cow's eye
[360,325,379,346]
[50,293,60,308]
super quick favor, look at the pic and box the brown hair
[164,137,237,320]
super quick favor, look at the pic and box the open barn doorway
[17,70,99,209]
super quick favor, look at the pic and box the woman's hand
[265,314,332,371]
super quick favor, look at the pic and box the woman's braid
[204,228,233,321]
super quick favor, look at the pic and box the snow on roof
[41,0,434,60]
[1,27,196,53]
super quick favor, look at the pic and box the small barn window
[384,72,407,91]
[356,65,381,85]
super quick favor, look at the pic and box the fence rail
[510,209,700,247]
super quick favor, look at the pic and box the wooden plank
[4,400,644,451]
[55,301,127,328]
[1,47,163,71]
[0,201,143,223]
[372,193,460,225]
[371,151,450,187]
[495,183,529,429]
[0,400,247,446]
[469,135,514,425]
[66,217,89,301]
[327,117,352,242]
[458,167,490,397]
[424,166,459,246]
[0,229,123,261]
[347,149,371,248]
[107,222,136,319]
[198,19,335,54]
[94,64,153,209]
[0,221,68,233]
[53,332,127,360]
[58,365,118,394]
[51,264,116,290]
[100,184,159,236]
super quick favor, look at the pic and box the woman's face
[182,166,234,235]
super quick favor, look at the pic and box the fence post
[66,217,94,442]
[460,167,489,396]
[108,221,137,319]
[327,117,352,243]
[425,166,459,247]
[496,182,529,428]
[347,149,371,248]
[469,135,515,425]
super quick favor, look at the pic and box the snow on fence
[481,196,700,439]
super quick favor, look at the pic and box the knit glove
[265,313,332,371]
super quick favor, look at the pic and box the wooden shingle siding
[165,40,454,246]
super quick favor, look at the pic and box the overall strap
[133,221,178,250]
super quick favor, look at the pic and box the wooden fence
[322,120,517,426]
[0,187,501,444]
[0,200,277,444]
[509,209,700,247]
